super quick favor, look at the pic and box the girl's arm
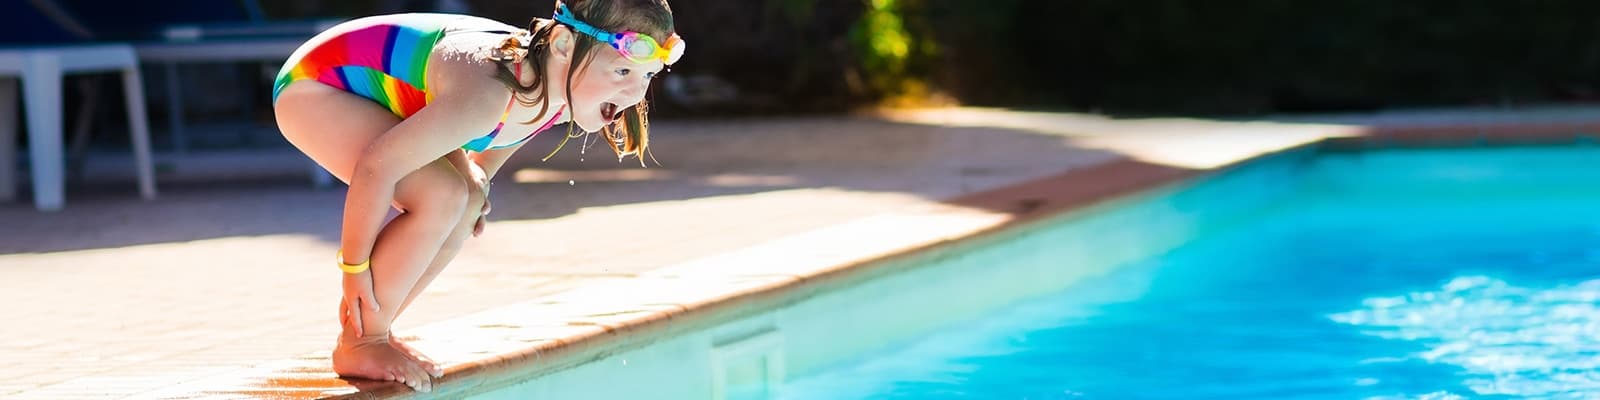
[469,142,526,180]
[471,111,569,180]
[339,61,510,264]
[446,149,486,185]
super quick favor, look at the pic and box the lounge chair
[62,0,345,187]
[0,0,156,211]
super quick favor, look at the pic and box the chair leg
[164,62,186,154]
[67,77,101,182]
[123,65,157,200]
[0,78,17,203]
[23,54,65,211]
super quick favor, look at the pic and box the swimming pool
[470,145,1600,399]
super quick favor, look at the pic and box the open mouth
[601,102,620,124]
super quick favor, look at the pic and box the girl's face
[566,46,663,132]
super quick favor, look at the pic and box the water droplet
[568,180,575,186]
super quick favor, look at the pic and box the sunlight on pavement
[877,107,1367,169]
[513,168,802,187]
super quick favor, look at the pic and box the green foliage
[848,0,934,99]
[771,0,817,24]
[427,0,1600,115]
[925,0,1600,114]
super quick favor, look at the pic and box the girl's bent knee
[396,164,470,219]
[424,178,470,217]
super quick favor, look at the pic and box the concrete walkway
[2,105,1598,398]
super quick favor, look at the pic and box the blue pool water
[780,146,1600,399]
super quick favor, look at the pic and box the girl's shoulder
[419,15,525,114]
[437,13,522,34]
[426,15,512,83]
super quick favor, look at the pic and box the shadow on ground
[0,113,1147,254]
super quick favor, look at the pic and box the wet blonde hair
[488,0,675,163]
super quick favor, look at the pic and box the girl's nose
[620,79,649,104]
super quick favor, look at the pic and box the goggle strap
[553,3,683,65]
[554,4,615,44]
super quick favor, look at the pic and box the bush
[924,0,1600,115]
[275,0,1600,116]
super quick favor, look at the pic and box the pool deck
[3,105,1600,399]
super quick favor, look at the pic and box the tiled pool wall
[465,149,1324,399]
[1305,144,1600,194]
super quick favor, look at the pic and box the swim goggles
[553,3,684,65]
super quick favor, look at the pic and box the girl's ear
[549,25,575,61]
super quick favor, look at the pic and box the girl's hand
[468,164,492,237]
[474,195,491,237]
[342,268,380,337]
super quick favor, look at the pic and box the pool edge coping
[153,116,1600,399]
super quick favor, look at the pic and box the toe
[412,374,432,392]
[402,366,431,392]
[387,369,408,384]
[422,362,443,377]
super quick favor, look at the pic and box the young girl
[271,0,682,392]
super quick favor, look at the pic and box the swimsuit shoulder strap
[498,108,562,150]
[487,59,524,133]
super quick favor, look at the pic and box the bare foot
[389,334,444,378]
[332,336,433,393]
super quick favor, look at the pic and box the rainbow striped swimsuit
[272,14,560,152]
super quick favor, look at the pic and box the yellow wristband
[335,250,371,274]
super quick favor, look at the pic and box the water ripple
[1331,275,1600,397]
